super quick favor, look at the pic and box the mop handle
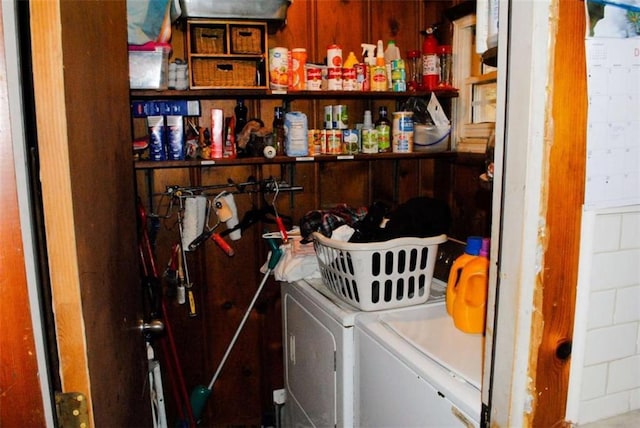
[207,268,272,390]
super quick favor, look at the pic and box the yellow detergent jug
[452,238,490,334]
[446,236,482,315]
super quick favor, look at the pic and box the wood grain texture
[28,1,94,424]
[30,0,150,426]
[138,1,469,424]
[0,6,47,426]
[532,0,586,426]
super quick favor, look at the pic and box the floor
[579,410,640,427]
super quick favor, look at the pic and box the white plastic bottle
[384,40,401,90]
[361,110,378,153]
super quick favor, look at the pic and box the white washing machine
[280,277,448,428]
[354,302,483,427]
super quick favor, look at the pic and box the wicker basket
[313,232,447,311]
[193,26,225,54]
[192,58,256,87]
[231,26,263,54]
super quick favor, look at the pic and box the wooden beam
[28,1,94,426]
[533,0,587,426]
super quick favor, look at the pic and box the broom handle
[207,269,271,390]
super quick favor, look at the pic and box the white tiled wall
[569,206,640,425]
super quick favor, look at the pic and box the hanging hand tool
[176,196,198,317]
[137,199,196,427]
[270,180,289,243]
[187,195,235,257]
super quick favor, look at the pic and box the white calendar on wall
[585,0,640,208]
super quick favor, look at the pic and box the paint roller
[187,194,235,256]
[220,193,241,241]
[181,196,207,251]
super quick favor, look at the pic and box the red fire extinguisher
[421,26,439,90]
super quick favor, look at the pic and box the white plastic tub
[179,0,290,20]
[413,124,450,152]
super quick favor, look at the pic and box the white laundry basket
[312,232,447,311]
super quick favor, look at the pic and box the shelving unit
[130,88,458,100]
[134,151,455,169]
[186,19,269,89]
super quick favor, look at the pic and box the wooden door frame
[28,0,94,424]
[487,0,585,426]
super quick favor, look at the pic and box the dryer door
[284,293,337,427]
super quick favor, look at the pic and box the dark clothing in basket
[300,204,368,243]
[350,197,451,243]
[300,197,450,244]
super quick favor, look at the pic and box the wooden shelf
[130,88,459,100]
[134,151,457,169]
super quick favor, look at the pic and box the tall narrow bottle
[234,99,248,135]
[375,106,391,153]
[273,106,285,156]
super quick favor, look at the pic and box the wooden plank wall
[136,1,474,425]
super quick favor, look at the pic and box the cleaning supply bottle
[446,236,482,315]
[375,105,391,152]
[421,26,439,90]
[371,40,387,91]
[361,110,378,153]
[361,43,376,91]
[342,51,359,91]
[384,40,401,90]
[452,238,490,334]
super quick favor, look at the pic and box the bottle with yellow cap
[342,51,359,91]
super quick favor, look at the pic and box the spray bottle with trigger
[361,43,376,91]
[371,40,387,91]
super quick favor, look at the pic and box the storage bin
[192,26,226,54]
[179,0,290,21]
[192,59,256,87]
[313,232,447,311]
[128,43,171,90]
[413,124,450,152]
[231,26,263,54]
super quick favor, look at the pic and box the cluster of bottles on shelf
[142,99,426,162]
[446,236,491,334]
[270,104,419,157]
[267,27,453,93]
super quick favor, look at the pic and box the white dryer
[280,278,448,427]
[280,277,359,427]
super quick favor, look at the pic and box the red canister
[327,67,342,90]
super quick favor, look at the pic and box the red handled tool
[271,180,289,243]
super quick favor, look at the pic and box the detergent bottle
[452,238,490,334]
[446,236,482,315]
